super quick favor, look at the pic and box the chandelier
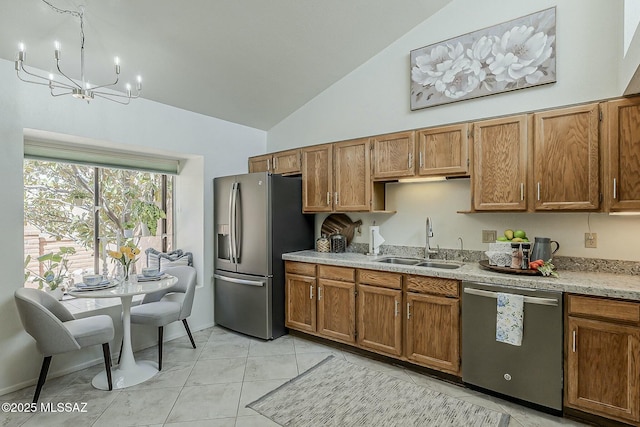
[15,1,142,105]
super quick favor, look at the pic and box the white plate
[71,281,118,292]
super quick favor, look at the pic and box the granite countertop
[282,250,640,301]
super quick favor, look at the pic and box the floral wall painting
[410,7,556,110]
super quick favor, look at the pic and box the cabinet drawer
[285,261,316,277]
[567,295,640,324]
[318,265,355,282]
[406,275,459,298]
[357,269,402,289]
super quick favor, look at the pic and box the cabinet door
[371,131,416,179]
[566,317,640,423]
[606,98,640,211]
[301,144,333,212]
[533,104,600,210]
[248,154,272,173]
[356,284,402,356]
[405,292,460,375]
[317,279,356,343]
[273,149,301,175]
[472,115,528,211]
[285,273,316,333]
[416,123,469,177]
[334,139,371,211]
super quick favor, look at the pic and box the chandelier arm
[17,63,54,83]
[56,61,83,89]
[16,72,53,87]
[93,93,131,105]
[92,89,139,99]
[90,75,120,91]
[50,89,75,97]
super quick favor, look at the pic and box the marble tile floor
[0,326,590,427]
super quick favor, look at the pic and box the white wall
[0,57,266,394]
[268,0,640,262]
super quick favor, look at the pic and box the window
[24,158,174,287]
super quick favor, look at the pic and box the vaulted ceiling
[0,0,450,129]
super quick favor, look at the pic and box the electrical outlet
[482,230,497,243]
[585,233,598,248]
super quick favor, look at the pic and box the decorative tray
[478,260,541,276]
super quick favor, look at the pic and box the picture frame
[410,7,556,110]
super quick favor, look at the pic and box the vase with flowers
[108,242,140,282]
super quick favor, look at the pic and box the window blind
[24,139,180,174]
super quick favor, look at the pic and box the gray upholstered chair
[14,288,114,403]
[125,265,197,370]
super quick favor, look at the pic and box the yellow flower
[108,250,122,259]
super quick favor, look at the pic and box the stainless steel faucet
[425,217,438,259]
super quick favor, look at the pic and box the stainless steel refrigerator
[213,172,314,340]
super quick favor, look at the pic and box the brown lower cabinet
[566,295,640,424]
[285,262,356,345]
[285,261,461,376]
[357,270,403,357]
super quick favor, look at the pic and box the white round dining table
[68,275,178,390]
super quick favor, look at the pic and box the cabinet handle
[419,152,424,168]
[572,330,576,353]
[318,286,322,300]
[310,285,314,300]
[335,192,339,206]
[408,153,413,169]
[407,303,411,320]
[537,182,541,201]
[394,300,399,317]
[267,159,271,171]
[327,192,331,206]
[520,183,524,201]
[273,157,278,171]
[613,178,617,199]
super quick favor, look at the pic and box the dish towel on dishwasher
[496,292,524,346]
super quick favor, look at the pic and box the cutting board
[321,214,362,244]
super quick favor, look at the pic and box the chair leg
[102,343,113,391]
[33,356,52,404]
[182,319,196,349]
[117,338,123,365]
[158,326,163,371]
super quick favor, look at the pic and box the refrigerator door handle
[214,274,265,287]
[234,182,242,263]
[228,182,237,263]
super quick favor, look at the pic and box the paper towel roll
[369,226,385,255]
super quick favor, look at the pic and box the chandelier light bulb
[17,42,25,62]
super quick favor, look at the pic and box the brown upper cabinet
[248,154,271,174]
[416,123,469,177]
[371,131,416,179]
[472,115,529,211]
[301,144,333,212]
[471,103,601,212]
[532,103,600,211]
[605,97,640,212]
[248,149,301,175]
[301,139,371,212]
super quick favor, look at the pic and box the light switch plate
[482,230,497,243]
[585,233,597,248]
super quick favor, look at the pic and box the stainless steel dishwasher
[462,281,563,411]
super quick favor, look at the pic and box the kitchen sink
[375,257,462,269]
[415,261,461,269]
[375,257,422,265]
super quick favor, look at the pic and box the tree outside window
[24,159,173,286]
